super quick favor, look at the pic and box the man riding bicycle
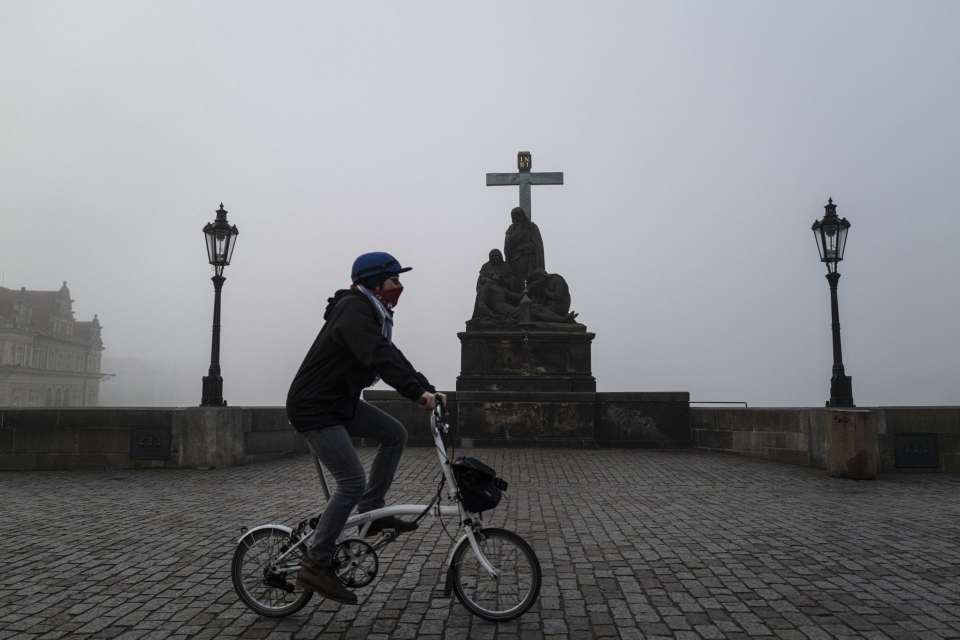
[286,251,445,605]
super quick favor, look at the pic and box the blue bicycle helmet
[351,252,412,284]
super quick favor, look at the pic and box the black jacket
[286,288,435,430]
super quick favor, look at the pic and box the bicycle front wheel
[231,526,313,618]
[450,527,541,621]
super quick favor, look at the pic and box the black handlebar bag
[452,456,509,513]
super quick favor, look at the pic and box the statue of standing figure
[503,207,544,292]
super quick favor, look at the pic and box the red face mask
[372,285,403,310]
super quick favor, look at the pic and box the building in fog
[0,282,107,407]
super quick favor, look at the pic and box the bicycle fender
[445,533,470,568]
[443,533,470,598]
[237,524,292,544]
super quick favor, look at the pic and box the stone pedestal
[827,409,877,480]
[456,331,596,392]
[456,330,598,447]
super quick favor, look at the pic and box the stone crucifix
[485,151,563,221]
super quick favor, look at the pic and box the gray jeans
[301,401,408,565]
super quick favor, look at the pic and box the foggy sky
[2,1,958,407]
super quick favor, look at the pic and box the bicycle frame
[243,403,499,578]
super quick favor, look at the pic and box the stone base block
[827,409,877,480]
[362,391,691,449]
[457,331,596,392]
[174,408,247,469]
[457,391,597,448]
[595,392,691,448]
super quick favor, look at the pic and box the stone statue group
[467,207,581,331]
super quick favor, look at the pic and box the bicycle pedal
[359,526,398,540]
[369,530,397,549]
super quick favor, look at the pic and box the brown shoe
[295,557,357,605]
[359,515,419,538]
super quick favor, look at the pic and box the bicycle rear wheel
[450,527,541,621]
[231,526,313,617]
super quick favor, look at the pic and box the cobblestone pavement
[2,449,959,640]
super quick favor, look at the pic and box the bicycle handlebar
[417,393,446,415]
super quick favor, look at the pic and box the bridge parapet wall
[0,407,301,470]
[691,406,959,473]
[1,404,956,472]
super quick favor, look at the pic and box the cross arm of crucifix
[486,172,564,186]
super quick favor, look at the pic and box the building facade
[0,282,107,407]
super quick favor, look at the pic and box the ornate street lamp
[201,203,239,406]
[812,198,853,407]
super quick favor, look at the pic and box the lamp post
[201,203,239,407]
[811,198,854,407]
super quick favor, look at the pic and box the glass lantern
[203,203,239,267]
[812,198,850,273]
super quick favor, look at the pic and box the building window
[30,395,38,407]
